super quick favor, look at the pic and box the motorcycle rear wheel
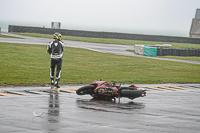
[120,90,142,98]
[119,87,137,90]
[76,85,96,95]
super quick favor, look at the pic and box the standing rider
[47,32,64,88]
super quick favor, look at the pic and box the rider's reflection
[46,92,60,132]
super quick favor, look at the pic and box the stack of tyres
[186,49,190,56]
[178,49,184,56]
[159,47,164,56]
[191,49,195,56]
[196,49,199,56]
[169,48,173,56]
[162,47,166,56]
[163,48,170,56]
[194,49,200,56]
[196,49,200,56]
[188,49,193,56]
[183,49,188,56]
[157,47,160,55]
[176,49,181,56]
[185,49,189,56]
[157,47,162,56]
[157,47,200,56]
[184,49,188,56]
[184,49,187,56]
[158,47,166,56]
[172,48,177,56]
[141,45,200,56]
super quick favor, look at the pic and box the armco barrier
[8,25,200,44]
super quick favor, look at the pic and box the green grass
[0,42,200,86]
[157,56,200,62]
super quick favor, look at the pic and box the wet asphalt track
[0,84,200,133]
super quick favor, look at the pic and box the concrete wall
[9,25,200,44]
[190,34,200,38]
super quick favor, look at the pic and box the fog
[0,0,199,37]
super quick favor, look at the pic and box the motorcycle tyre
[119,87,137,90]
[120,90,142,98]
[76,85,96,95]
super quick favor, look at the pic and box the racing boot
[54,79,60,88]
[50,78,54,88]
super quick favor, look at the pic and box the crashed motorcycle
[76,81,146,100]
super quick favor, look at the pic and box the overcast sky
[0,0,199,37]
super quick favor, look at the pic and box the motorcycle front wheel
[76,85,96,95]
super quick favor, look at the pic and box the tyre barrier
[157,47,200,56]
[136,45,200,56]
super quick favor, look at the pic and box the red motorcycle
[76,80,146,100]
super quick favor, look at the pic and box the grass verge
[157,56,200,62]
[0,42,200,86]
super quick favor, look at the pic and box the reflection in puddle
[44,92,60,132]
[76,98,145,114]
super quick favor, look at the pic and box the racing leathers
[47,39,64,88]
